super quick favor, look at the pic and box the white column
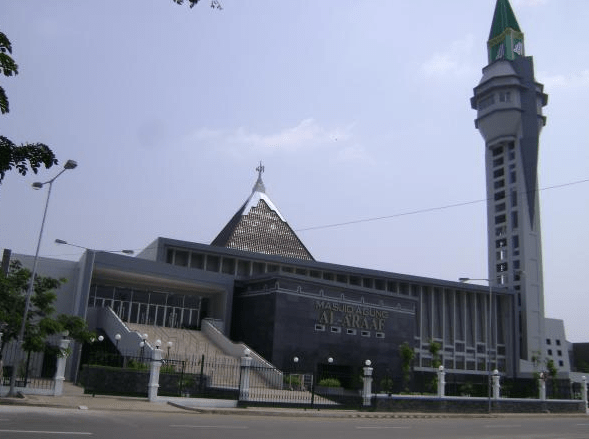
[362,361,373,407]
[148,347,163,402]
[539,373,546,401]
[492,369,501,399]
[437,366,446,398]
[239,350,252,401]
[582,376,587,413]
[53,337,71,396]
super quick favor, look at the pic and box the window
[479,94,495,110]
[494,179,505,189]
[376,332,385,339]
[511,211,519,229]
[175,250,189,267]
[495,214,506,225]
[496,202,506,212]
[206,255,219,272]
[556,340,561,346]
[497,262,508,273]
[512,235,520,248]
[346,328,357,335]
[492,145,504,156]
[547,349,552,356]
[557,350,562,356]
[499,91,511,102]
[493,157,504,167]
[493,168,505,178]
[315,324,325,332]
[190,253,204,269]
[546,339,551,345]
[496,238,507,248]
[330,326,341,334]
[361,330,371,337]
[559,360,564,367]
[495,191,505,201]
[510,171,517,183]
[511,190,518,207]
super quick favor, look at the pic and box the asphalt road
[1,406,588,439]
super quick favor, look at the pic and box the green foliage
[0,28,58,184]
[428,339,442,368]
[0,260,93,356]
[173,0,223,10]
[399,341,415,392]
[126,359,149,371]
[0,30,18,115]
[160,363,176,374]
[284,374,302,388]
[380,377,394,393]
[318,377,341,388]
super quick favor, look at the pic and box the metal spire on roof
[252,161,266,194]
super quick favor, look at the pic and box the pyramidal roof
[489,0,521,40]
[211,164,315,261]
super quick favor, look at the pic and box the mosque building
[2,0,576,389]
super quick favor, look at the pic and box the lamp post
[8,160,77,396]
[459,276,494,412]
[55,239,134,255]
[167,341,173,359]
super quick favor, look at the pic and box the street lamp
[167,341,173,359]
[9,159,77,396]
[115,333,121,350]
[459,276,494,412]
[55,239,134,255]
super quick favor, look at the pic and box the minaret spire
[487,0,524,64]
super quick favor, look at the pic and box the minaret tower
[471,0,548,375]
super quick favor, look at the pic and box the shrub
[318,377,341,388]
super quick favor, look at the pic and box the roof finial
[256,161,265,178]
[252,161,266,194]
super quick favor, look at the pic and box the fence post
[362,360,373,407]
[492,369,500,399]
[53,336,71,396]
[437,366,446,398]
[239,349,252,402]
[582,376,587,413]
[148,346,163,402]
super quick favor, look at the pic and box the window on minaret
[511,235,519,248]
[511,212,519,229]
[511,190,518,207]
[493,157,504,167]
[499,91,511,103]
[510,171,517,184]
[495,191,505,201]
[495,214,506,225]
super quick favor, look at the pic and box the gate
[238,363,363,409]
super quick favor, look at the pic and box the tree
[399,341,415,392]
[172,0,223,10]
[0,29,58,185]
[0,260,93,392]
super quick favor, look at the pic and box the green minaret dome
[489,0,521,40]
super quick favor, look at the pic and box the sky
[1,1,588,342]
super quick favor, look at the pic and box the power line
[296,177,589,233]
